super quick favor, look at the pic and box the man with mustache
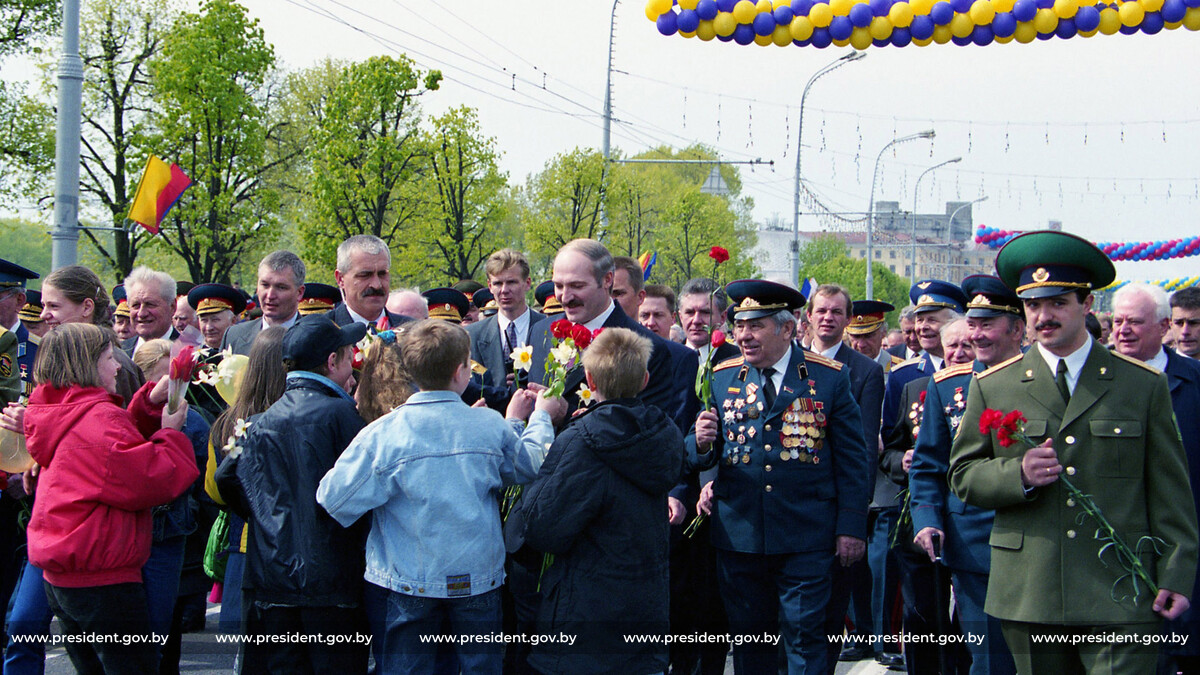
[330,235,409,331]
[950,231,1198,675]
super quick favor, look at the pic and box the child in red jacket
[24,323,199,675]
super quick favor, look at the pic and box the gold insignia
[918,282,932,290]
[918,294,933,305]
[0,354,10,379]
[976,352,1024,379]
[714,356,745,372]
[740,297,762,308]
[802,350,844,371]
[855,315,864,322]
[971,294,990,306]
[1032,267,1050,283]
[933,362,974,382]
[1110,350,1160,374]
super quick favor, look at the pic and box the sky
[10,0,1200,283]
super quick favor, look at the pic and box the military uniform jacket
[16,323,35,398]
[948,341,1199,624]
[910,360,995,574]
[687,347,870,555]
[0,328,17,405]
[882,353,939,441]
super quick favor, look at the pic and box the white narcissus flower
[511,345,534,371]
[233,418,252,438]
[577,384,594,406]
[550,343,577,369]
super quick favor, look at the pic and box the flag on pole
[638,251,658,282]
[128,156,191,234]
[799,277,819,300]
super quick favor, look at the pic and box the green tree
[522,148,607,265]
[0,218,51,281]
[1,0,57,58]
[0,82,53,202]
[150,0,284,283]
[796,233,849,272]
[401,105,509,283]
[295,54,442,270]
[804,255,909,324]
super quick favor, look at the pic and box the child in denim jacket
[317,319,563,675]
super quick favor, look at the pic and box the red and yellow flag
[128,156,191,234]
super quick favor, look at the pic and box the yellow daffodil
[577,384,594,406]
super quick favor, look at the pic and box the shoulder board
[714,356,744,372]
[893,356,922,370]
[976,353,1023,379]
[890,354,904,365]
[802,350,844,371]
[1110,350,1161,374]
[933,362,975,383]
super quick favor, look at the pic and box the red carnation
[978,409,1003,435]
[551,319,573,340]
[709,246,730,264]
[592,328,604,339]
[919,390,926,405]
[571,323,592,350]
[711,329,726,348]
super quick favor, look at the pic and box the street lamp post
[942,195,988,278]
[599,0,619,231]
[791,51,865,286]
[910,157,962,284]
[866,129,935,299]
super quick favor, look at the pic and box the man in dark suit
[805,284,885,671]
[222,250,306,356]
[1111,282,1200,674]
[328,235,410,331]
[689,279,869,675]
[887,304,919,359]
[467,249,545,409]
[120,266,180,356]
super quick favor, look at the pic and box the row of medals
[723,395,826,464]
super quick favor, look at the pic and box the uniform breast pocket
[1088,419,1143,478]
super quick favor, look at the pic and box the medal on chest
[779,389,825,464]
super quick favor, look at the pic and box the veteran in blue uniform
[949,232,1199,675]
[689,279,870,675]
[0,259,40,404]
[909,275,1022,675]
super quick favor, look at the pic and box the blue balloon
[931,1,955,24]
[1036,0,1053,8]
[1186,0,1200,10]
[1074,5,1100,30]
[793,37,813,45]
[952,33,973,44]
[774,5,795,23]
[850,3,874,25]
[1054,16,1075,37]
[952,0,973,12]
[972,23,994,43]
[911,14,935,37]
[697,0,720,19]
[753,12,777,34]
[1118,22,1139,33]
[657,11,679,35]
[892,26,913,44]
[830,15,854,37]
[1013,0,1038,20]
[733,23,756,43]
[718,0,738,12]
[873,37,890,46]
[792,0,815,13]
[677,8,701,31]
[717,31,735,41]
[871,0,892,14]
[1142,10,1164,32]
[992,11,1017,35]
[811,26,834,45]
[1036,28,1054,38]
[1162,0,1186,23]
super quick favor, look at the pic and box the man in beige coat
[949,230,1198,674]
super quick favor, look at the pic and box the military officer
[909,275,1023,675]
[187,283,247,351]
[846,299,903,382]
[19,290,48,340]
[297,283,340,316]
[949,231,1199,674]
[0,259,40,403]
[422,287,471,324]
[111,284,135,341]
[690,279,870,675]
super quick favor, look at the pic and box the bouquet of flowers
[167,345,200,414]
[980,408,1166,604]
[541,319,598,399]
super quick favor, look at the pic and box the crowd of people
[0,229,1198,675]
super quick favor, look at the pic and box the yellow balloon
[1141,0,1164,12]
[1079,26,1099,34]
[772,23,793,43]
[1118,1,1143,25]
[697,19,718,38]
[733,0,757,22]
[849,26,872,46]
[1053,0,1078,17]
[995,32,1015,40]
[950,12,974,35]
[889,2,915,25]
[911,0,935,13]
[679,0,701,8]
[774,0,791,7]
[1184,6,1200,29]
[791,15,816,37]
[1165,18,1182,28]
[933,23,953,41]
[970,0,996,22]
[830,0,854,15]
[1014,20,1037,39]
[993,0,1015,12]
[809,3,835,26]
[754,32,774,44]
[870,15,895,37]
[646,0,673,20]
[1033,7,1058,31]
[1098,6,1121,31]
[681,29,698,37]
[212,354,250,406]
[913,35,934,44]
[832,36,852,45]
[714,12,738,34]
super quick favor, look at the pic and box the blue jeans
[4,561,53,675]
[218,551,245,634]
[144,536,186,642]
[364,582,502,675]
[867,507,899,655]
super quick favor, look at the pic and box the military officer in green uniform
[690,279,870,675]
[948,231,1199,674]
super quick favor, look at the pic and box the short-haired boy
[317,319,563,675]
[517,327,685,675]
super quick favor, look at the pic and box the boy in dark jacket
[519,327,685,675]
[215,315,369,674]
